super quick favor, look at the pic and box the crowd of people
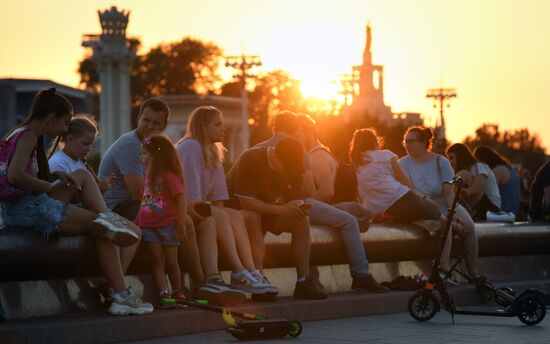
[1,88,549,316]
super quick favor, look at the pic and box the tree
[463,123,547,174]
[220,70,306,145]
[78,37,223,115]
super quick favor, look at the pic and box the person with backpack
[0,88,153,315]
[255,111,388,293]
[398,126,485,285]
[296,114,371,230]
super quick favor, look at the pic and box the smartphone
[299,203,312,211]
[194,202,212,217]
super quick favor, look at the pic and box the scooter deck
[226,319,293,340]
[453,305,514,317]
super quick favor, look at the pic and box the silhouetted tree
[78,37,223,119]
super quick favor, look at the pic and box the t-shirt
[471,162,501,209]
[226,147,299,205]
[48,151,86,174]
[529,161,550,220]
[99,130,143,209]
[356,149,409,215]
[137,172,184,228]
[308,143,338,188]
[175,138,229,203]
[399,154,454,215]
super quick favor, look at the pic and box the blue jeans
[306,198,370,277]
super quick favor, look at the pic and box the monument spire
[363,21,372,65]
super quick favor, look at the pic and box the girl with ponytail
[0,88,153,316]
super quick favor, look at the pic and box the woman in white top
[399,127,484,283]
[446,143,501,221]
[350,128,443,223]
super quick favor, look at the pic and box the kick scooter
[408,176,548,326]
[163,298,303,340]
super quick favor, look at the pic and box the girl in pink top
[138,134,188,304]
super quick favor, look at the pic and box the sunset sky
[1,0,549,150]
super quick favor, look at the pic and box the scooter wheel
[408,290,439,322]
[288,320,303,337]
[517,294,546,326]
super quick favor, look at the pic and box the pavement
[125,310,550,344]
[1,279,549,344]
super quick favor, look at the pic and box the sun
[298,75,342,101]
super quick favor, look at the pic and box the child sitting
[48,114,115,193]
[0,88,152,316]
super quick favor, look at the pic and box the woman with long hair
[0,88,152,315]
[176,106,277,298]
[473,145,520,216]
[446,143,501,221]
[399,127,485,284]
[349,128,444,225]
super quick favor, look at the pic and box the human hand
[98,173,116,192]
[280,199,308,219]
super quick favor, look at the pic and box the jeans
[306,198,370,277]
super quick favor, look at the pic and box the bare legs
[147,243,181,293]
[49,169,140,292]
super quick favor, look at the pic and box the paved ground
[126,308,549,344]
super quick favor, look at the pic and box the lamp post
[225,55,262,151]
[426,87,456,153]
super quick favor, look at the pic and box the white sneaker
[250,270,279,294]
[108,289,154,315]
[439,272,459,286]
[230,270,272,294]
[89,211,139,247]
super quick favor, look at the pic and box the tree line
[78,36,547,175]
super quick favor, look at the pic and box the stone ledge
[2,222,549,281]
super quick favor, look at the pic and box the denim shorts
[141,224,180,246]
[0,193,69,237]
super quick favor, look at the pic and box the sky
[1,0,549,151]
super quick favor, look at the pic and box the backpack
[0,128,32,202]
[310,147,358,204]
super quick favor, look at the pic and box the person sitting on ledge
[226,138,328,299]
[446,143,501,221]
[0,88,152,316]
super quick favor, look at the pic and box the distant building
[0,78,95,137]
[160,94,245,163]
[349,24,422,128]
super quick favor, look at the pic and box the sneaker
[250,270,279,295]
[358,217,371,233]
[97,282,114,306]
[352,274,389,293]
[195,278,247,306]
[439,272,460,286]
[171,290,187,302]
[108,289,154,315]
[293,277,328,300]
[412,219,441,233]
[89,211,139,247]
[159,290,176,308]
[230,270,272,294]
[470,274,488,286]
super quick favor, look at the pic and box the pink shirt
[138,172,185,228]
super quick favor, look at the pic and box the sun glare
[299,76,341,100]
